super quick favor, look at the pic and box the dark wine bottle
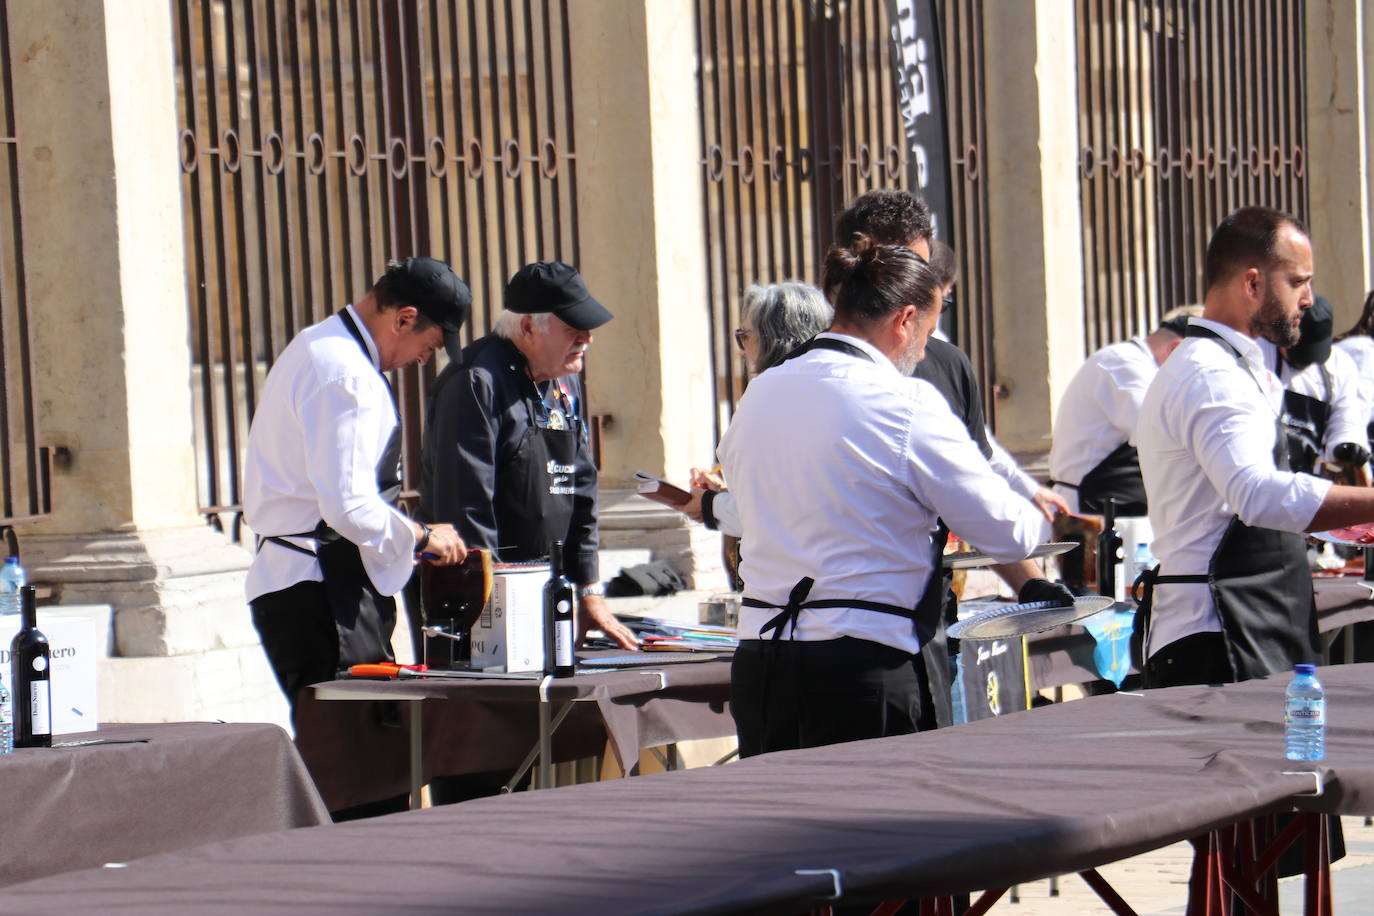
[543,540,576,678]
[11,585,51,748]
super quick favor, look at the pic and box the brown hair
[1203,206,1308,295]
[1336,289,1374,342]
[821,234,941,324]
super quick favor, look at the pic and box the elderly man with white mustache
[420,261,638,654]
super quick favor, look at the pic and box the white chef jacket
[716,332,1044,655]
[1049,337,1157,513]
[1136,318,1331,657]
[1256,338,1370,460]
[1335,336,1374,425]
[243,306,417,603]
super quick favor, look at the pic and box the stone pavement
[977,816,1374,916]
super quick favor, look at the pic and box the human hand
[418,523,467,566]
[1333,442,1371,469]
[679,488,706,523]
[689,466,725,491]
[578,594,639,650]
[1017,577,1076,608]
[1030,486,1069,523]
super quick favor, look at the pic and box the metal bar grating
[172,0,581,537]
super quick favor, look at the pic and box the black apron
[743,336,953,729]
[492,374,580,565]
[1135,325,1318,683]
[1277,348,1332,475]
[260,309,404,670]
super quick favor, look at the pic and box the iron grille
[172,0,581,536]
[0,0,50,529]
[695,0,993,436]
[1076,0,1308,351]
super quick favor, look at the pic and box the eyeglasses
[941,292,956,314]
[733,327,751,349]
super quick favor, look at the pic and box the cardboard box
[471,563,548,672]
[0,613,101,735]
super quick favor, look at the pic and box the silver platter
[947,595,1116,640]
[943,541,1079,570]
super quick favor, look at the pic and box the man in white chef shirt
[244,257,469,711]
[1257,294,1372,476]
[718,236,1043,758]
[1137,207,1374,688]
[1048,307,1199,515]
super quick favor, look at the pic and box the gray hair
[742,282,833,372]
[492,309,551,339]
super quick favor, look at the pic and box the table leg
[538,688,552,789]
[409,700,423,810]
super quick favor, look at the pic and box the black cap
[378,257,471,333]
[504,262,613,330]
[1287,294,1333,369]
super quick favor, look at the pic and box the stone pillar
[1306,0,1373,324]
[7,0,273,723]
[568,0,723,588]
[980,0,1086,457]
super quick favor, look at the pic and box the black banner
[884,0,952,243]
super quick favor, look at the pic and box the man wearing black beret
[421,262,638,650]
[244,257,471,711]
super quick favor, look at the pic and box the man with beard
[420,261,638,651]
[1137,207,1374,687]
[717,236,1043,756]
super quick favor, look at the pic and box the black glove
[1332,442,1371,468]
[1017,577,1076,608]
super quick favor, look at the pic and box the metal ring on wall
[266,132,287,175]
[306,133,326,175]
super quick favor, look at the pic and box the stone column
[568,0,723,587]
[1306,0,1373,324]
[8,0,274,723]
[980,0,1086,458]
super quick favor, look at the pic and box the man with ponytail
[716,235,1044,757]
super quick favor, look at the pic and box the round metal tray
[943,541,1079,570]
[947,595,1115,640]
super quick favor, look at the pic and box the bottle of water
[0,557,24,616]
[1133,542,1155,569]
[1284,663,1325,761]
[0,681,11,755]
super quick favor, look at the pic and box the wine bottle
[543,540,576,678]
[11,585,51,748]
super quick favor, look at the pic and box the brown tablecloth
[0,721,328,888]
[1027,574,1374,690]
[296,655,734,811]
[5,665,1374,913]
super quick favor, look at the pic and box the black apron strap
[781,336,876,364]
[744,581,921,641]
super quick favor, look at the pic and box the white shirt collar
[343,304,382,370]
[815,331,898,374]
[1188,316,1264,365]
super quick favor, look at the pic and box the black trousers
[250,580,341,712]
[731,636,922,758]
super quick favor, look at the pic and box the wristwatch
[578,582,605,598]
[415,523,432,553]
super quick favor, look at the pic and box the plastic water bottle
[0,681,11,755]
[1284,664,1325,761]
[1133,542,1155,570]
[0,557,24,616]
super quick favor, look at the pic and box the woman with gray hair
[680,282,832,536]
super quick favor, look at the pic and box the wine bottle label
[1286,698,1325,726]
[30,681,50,735]
[555,619,574,666]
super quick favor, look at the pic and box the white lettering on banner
[974,641,1009,664]
[887,0,941,238]
[546,460,574,475]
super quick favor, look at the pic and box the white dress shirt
[1049,337,1157,513]
[1137,318,1331,656]
[1254,339,1369,459]
[243,306,417,603]
[1335,336,1374,425]
[716,332,1044,654]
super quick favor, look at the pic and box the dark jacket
[419,335,599,583]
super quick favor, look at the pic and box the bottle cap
[3,557,15,564]
[1295,663,1317,675]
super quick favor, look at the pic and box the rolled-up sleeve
[1181,370,1331,532]
[301,376,416,595]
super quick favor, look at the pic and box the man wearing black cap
[244,257,471,711]
[1047,306,1200,516]
[1258,294,1371,476]
[421,261,638,650]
